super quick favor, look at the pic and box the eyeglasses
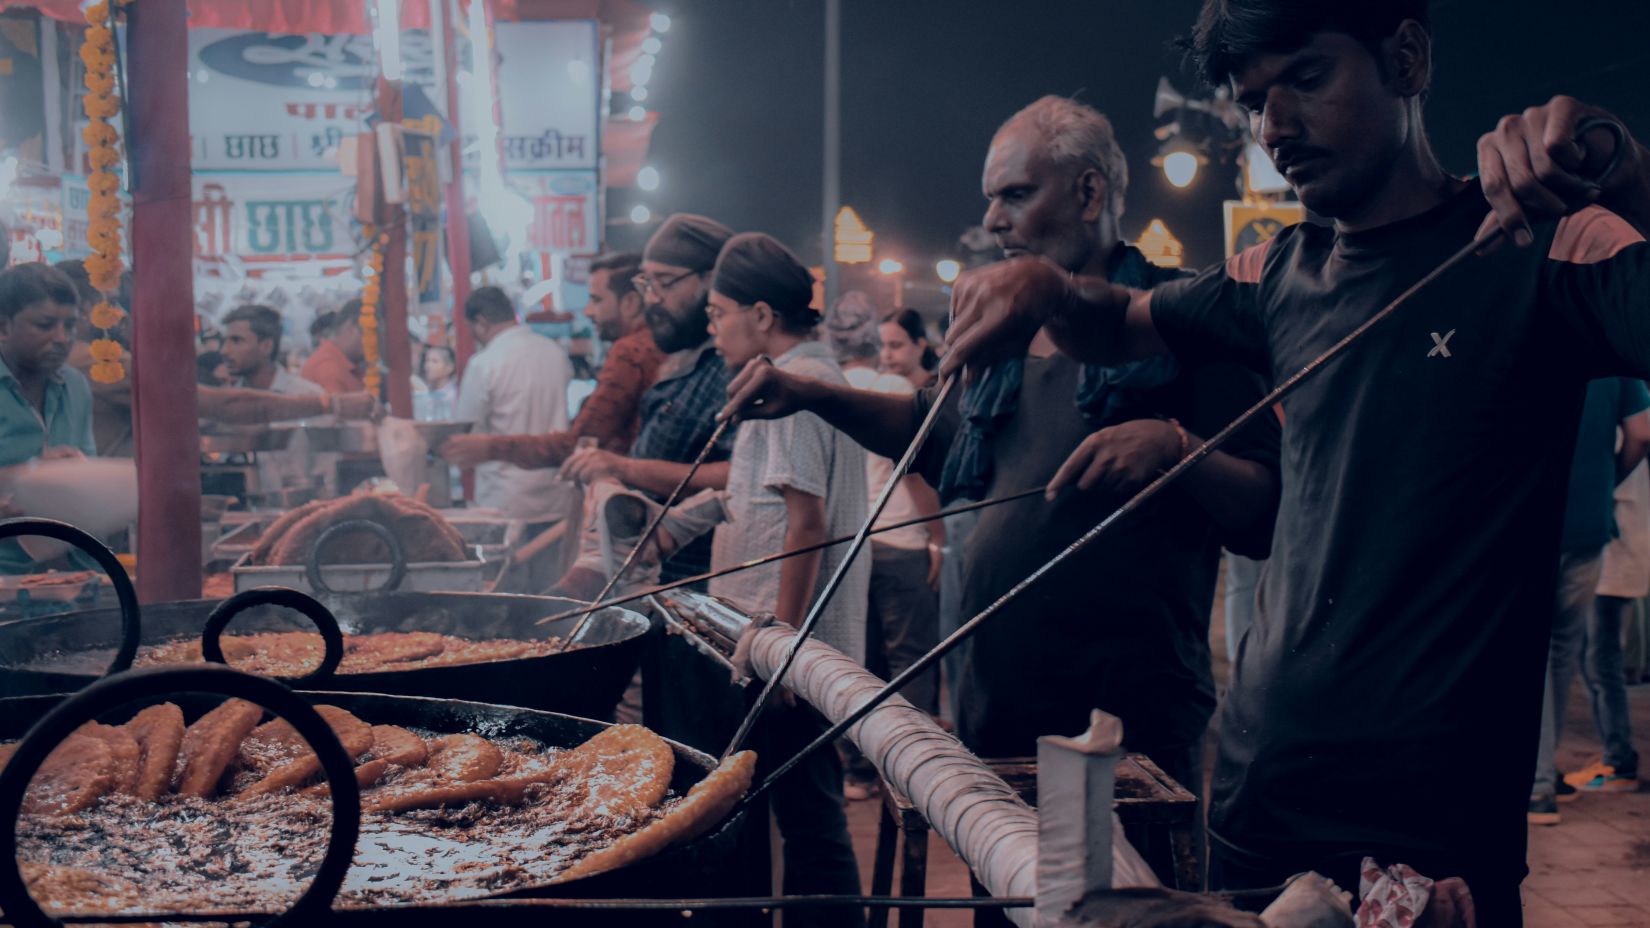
[706,302,755,328]
[632,269,699,300]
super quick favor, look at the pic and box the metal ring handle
[303,519,407,596]
[0,664,361,927]
[0,517,140,678]
[202,587,345,685]
[1575,116,1628,187]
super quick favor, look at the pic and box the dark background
[611,0,1650,277]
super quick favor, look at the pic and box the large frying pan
[0,663,751,924]
[0,520,649,718]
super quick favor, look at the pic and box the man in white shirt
[456,286,576,522]
[220,303,332,496]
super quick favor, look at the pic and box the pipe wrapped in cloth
[746,624,1158,927]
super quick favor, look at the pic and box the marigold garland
[360,231,388,396]
[80,0,130,385]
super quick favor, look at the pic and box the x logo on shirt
[1428,330,1455,358]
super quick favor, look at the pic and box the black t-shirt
[1151,180,1650,880]
[913,352,1279,759]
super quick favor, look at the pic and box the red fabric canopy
[9,0,624,33]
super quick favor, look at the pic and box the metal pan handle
[0,664,361,927]
[202,586,346,685]
[303,518,407,596]
[0,517,140,678]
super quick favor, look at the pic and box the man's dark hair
[0,262,80,321]
[52,259,100,309]
[589,251,642,299]
[223,303,284,361]
[309,310,339,342]
[464,286,517,324]
[1188,0,1430,87]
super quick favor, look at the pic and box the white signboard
[193,173,360,263]
[188,23,599,172]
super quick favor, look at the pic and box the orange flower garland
[80,0,130,385]
[360,231,388,395]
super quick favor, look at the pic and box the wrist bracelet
[1167,417,1190,461]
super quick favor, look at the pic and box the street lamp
[935,259,961,283]
[878,258,903,275]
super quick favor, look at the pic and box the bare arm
[720,358,919,459]
[775,487,828,628]
[197,386,326,423]
[1618,411,1650,484]
[619,458,731,497]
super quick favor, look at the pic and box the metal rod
[536,484,1047,627]
[745,224,1506,804]
[720,375,958,760]
[555,416,733,652]
[57,896,1034,923]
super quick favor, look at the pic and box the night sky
[612,0,1650,277]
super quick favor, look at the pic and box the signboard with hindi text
[187,22,598,172]
[192,174,360,265]
[519,172,600,259]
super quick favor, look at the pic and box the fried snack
[173,699,263,798]
[234,705,374,798]
[19,862,145,915]
[425,733,504,782]
[350,724,430,789]
[248,498,331,565]
[553,724,675,819]
[345,630,447,665]
[363,746,562,813]
[122,703,185,801]
[74,722,141,795]
[20,734,117,816]
[556,750,757,883]
[265,493,467,566]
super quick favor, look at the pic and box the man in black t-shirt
[942,3,1650,924]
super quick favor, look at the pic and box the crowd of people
[4,1,1650,924]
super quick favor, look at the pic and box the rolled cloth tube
[746,624,1158,927]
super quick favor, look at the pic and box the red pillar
[127,0,201,602]
[377,78,415,419]
[441,0,475,373]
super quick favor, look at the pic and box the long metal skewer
[535,484,1047,627]
[555,416,732,653]
[720,374,959,760]
[741,220,1526,804]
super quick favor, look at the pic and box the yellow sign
[1223,200,1305,258]
[833,206,873,264]
[1136,218,1184,268]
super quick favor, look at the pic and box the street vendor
[439,251,664,471]
[720,96,1281,804]
[561,214,738,585]
[0,263,96,570]
[219,303,335,496]
[300,302,369,395]
[937,1,1650,921]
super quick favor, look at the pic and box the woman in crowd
[878,308,937,389]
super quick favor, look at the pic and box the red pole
[127,0,201,602]
[442,0,475,374]
[377,77,415,419]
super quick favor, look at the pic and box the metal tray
[213,509,522,563]
[198,423,342,455]
[230,551,486,594]
[332,420,475,454]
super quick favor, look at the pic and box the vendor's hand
[1047,419,1182,500]
[39,446,86,462]
[941,255,1070,381]
[1478,96,1645,245]
[719,357,809,423]
[926,542,944,592]
[439,434,495,468]
[562,447,628,485]
[333,392,381,420]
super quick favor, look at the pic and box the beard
[643,295,712,355]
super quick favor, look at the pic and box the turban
[643,213,734,272]
[711,233,818,327]
[823,290,880,361]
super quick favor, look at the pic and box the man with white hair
[722,97,1281,799]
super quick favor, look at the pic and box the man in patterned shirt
[563,214,737,585]
[440,252,664,469]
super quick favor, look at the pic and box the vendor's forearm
[1047,283,1169,365]
[795,378,920,459]
[1177,431,1280,558]
[621,458,730,496]
[198,386,327,424]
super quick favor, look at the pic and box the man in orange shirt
[301,300,368,394]
[440,252,663,469]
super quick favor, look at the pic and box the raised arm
[719,358,920,460]
[940,256,1168,378]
